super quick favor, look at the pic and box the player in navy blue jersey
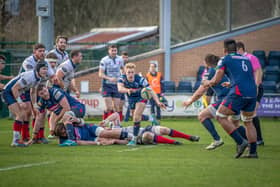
[53,112,131,146]
[29,84,85,142]
[203,39,258,158]
[99,45,124,120]
[118,63,165,146]
[184,54,232,150]
[2,62,48,147]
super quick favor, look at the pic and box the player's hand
[109,77,117,83]
[183,100,192,108]
[26,138,36,146]
[202,80,210,88]
[157,102,166,110]
[0,83,4,90]
[221,82,231,88]
[98,139,115,145]
[75,91,80,98]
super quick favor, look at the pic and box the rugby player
[2,61,48,146]
[203,39,258,158]
[99,45,124,120]
[118,63,165,146]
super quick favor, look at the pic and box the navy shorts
[257,84,264,103]
[102,84,121,98]
[221,94,256,115]
[128,97,147,110]
[211,99,223,110]
[120,93,125,101]
[71,103,86,118]
[2,89,30,106]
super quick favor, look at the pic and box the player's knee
[198,113,205,122]
[216,111,228,122]
[141,132,154,144]
[241,114,253,123]
[158,127,168,135]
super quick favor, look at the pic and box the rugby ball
[141,88,152,100]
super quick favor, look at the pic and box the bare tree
[0,0,12,48]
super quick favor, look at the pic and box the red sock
[103,112,108,120]
[155,135,176,144]
[169,129,191,140]
[22,121,30,141]
[118,111,123,121]
[13,120,22,132]
[39,128,45,138]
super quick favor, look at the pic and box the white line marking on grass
[117,145,157,152]
[0,161,56,172]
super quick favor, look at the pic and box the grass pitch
[0,117,279,187]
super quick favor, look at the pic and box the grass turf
[0,117,279,187]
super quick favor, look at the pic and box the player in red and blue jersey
[2,61,48,146]
[184,54,232,150]
[118,63,165,146]
[203,39,258,158]
[30,84,85,141]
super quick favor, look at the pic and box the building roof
[68,26,158,50]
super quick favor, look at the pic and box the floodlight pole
[36,0,54,51]
[160,0,171,81]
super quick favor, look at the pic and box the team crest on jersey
[21,78,27,85]
[54,90,63,100]
[62,67,68,73]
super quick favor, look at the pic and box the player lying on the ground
[53,111,132,146]
[54,111,200,146]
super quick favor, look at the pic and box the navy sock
[120,130,128,140]
[202,119,220,141]
[249,142,257,154]
[65,124,75,140]
[237,126,247,140]
[253,116,263,141]
[229,129,244,145]
[133,122,141,137]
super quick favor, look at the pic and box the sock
[22,121,30,141]
[154,135,176,144]
[237,126,247,140]
[141,115,149,121]
[253,116,263,141]
[229,129,244,145]
[202,118,221,141]
[119,130,128,140]
[118,111,123,121]
[13,120,22,142]
[65,124,75,140]
[103,111,108,120]
[133,122,141,136]
[169,129,191,140]
[39,128,45,138]
[249,142,257,154]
